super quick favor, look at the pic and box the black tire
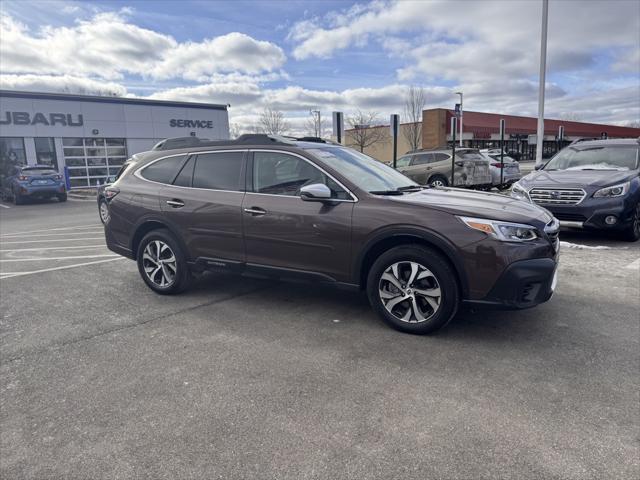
[136,229,192,294]
[366,245,460,334]
[428,175,449,187]
[621,202,640,242]
[57,193,67,202]
[98,198,109,224]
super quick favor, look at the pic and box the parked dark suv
[103,135,560,334]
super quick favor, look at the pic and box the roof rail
[151,134,342,152]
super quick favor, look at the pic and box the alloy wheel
[142,240,177,287]
[378,261,442,323]
[99,201,110,223]
[431,179,445,187]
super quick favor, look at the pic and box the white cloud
[0,74,128,96]
[0,11,286,81]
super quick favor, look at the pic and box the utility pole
[535,0,549,166]
[455,91,463,147]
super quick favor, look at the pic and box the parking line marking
[0,230,104,238]
[0,254,119,262]
[0,224,100,236]
[0,257,124,279]
[0,245,106,253]
[626,258,640,270]
[1,237,104,244]
[0,203,10,209]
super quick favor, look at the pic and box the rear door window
[140,155,187,184]
[411,154,432,165]
[192,152,244,191]
[173,156,195,187]
[433,153,450,163]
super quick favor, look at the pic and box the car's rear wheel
[13,189,24,205]
[57,193,67,202]
[621,202,640,242]
[137,229,192,294]
[366,245,459,334]
[428,175,449,188]
[98,198,109,224]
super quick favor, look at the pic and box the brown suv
[103,135,560,334]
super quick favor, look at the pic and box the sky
[1,0,639,134]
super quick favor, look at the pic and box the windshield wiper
[396,185,424,191]
[369,185,424,195]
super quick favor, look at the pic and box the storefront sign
[0,111,83,126]
[169,119,214,128]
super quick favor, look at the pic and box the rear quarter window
[139,155,187,184]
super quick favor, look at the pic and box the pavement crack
[1,285,271,365]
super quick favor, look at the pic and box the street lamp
[455,91,463,147]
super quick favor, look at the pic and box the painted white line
[626,258,640,270]
[0,244,107,253]
[0,257,124,279]
[1,237,104,244]
[0,203,10,209]
[0,254,119,262]
[0,224,100,236]
[0,230,103,239]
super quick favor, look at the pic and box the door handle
[244,207,267,216]
[166,199,185,208]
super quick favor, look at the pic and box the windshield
[305,147,418,192]
[544,146,639,171]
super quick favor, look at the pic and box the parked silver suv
[396,148,492,188]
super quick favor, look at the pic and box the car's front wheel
[366,245,460,334]
[98,198,109,224]
[622,202,640,242]
[137,229,192,294]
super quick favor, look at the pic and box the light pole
[455,91,463,147]
[535,0,549,166]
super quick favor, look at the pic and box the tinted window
[193,152,243,190]
[253,152,349,199]
[173,156,195,187]
[22,168,57,175]
[433,153,450,162]
[141,155,186,184]
[396,156,412,168]
[412,154,431,165]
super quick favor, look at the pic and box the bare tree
[259,107,289,135]
[305,109,327,138]
[402,86,425,151]
[625,120,640,128]
[346,110,387,152]
[228,122,241,139]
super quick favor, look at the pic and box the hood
[389,187,553,225]
[520,169,637,189]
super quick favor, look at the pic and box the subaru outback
[103,135,559,334]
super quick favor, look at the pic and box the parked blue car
[0,165,67,205]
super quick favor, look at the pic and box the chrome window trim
[134,149,248,193]
[249,149,359,203]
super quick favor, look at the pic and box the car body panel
[397,149,492,187]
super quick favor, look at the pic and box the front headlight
[511,182,529,201]
[593,181,630,198]
[459,216,539,242]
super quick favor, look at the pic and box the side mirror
[534,163,545,171]
[300,183,332,202]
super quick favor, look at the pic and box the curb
[68,194,96,200]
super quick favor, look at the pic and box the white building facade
[0,90,229,188]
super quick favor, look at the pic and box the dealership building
[347,108,640,163]
[0,90,229,188]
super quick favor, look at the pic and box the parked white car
[480,149,522,190]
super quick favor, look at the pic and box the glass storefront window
[63,138,127,188]
[1,137,27,179]
[34,137,58,170]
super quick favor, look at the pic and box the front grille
[529,188,586,205]
[553,213,587,222]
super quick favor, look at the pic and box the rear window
[22,168,57,175]
[140,155,187,184]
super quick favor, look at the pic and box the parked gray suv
[103,135,559,334]
[396,148,492,188]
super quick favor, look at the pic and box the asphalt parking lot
[1,198,638,479]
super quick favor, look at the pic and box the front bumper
[538,197,635,231]
[464,257,557,310]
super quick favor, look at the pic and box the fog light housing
[605,215,617,225]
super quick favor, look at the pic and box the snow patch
[559,241,612,250]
